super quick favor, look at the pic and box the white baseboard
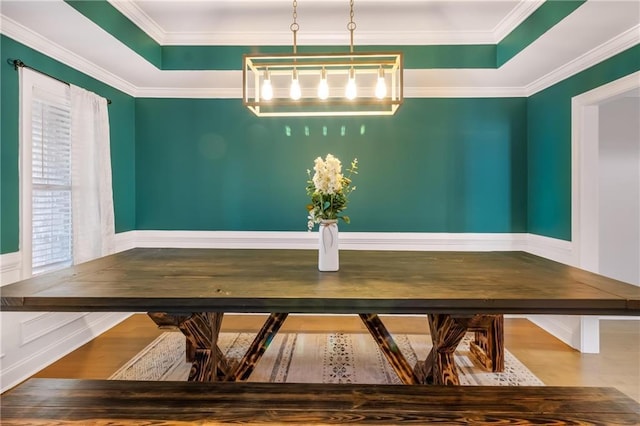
[527,315,580,348]
[129,230,531,252]
[114,230,137,253]
[0,251,22,287]
[600,316,640,321]
[525,233,575,266]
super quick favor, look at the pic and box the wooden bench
[2,378,639,425]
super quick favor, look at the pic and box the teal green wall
[2,34,637,252]
[135,98,528,232]
[0,35,137,254]
[527,45,640,240]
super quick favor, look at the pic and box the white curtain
[70,85,115,263]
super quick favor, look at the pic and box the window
[30,94,73,275]
[20,68,114,278]
[20,70,72,277]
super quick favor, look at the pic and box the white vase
[318,219,339,272]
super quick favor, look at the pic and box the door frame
[571,71,639,273]
[570,71,639,353]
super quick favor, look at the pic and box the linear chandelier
[243,0,403,117]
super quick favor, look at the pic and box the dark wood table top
[1,248,639,315]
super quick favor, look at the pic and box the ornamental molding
[1,11,636,99]
[525,24,640,96]
[107,0,544,46]
[493,0,545,44]
[0,14,137,96]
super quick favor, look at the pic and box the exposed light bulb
[318,68,329,100]
[375,67,386,99]
[261,70,273,101]
[318,79,329,100]
[290,69,301,100]
[345,68,357,100]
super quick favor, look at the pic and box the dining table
[2,248,639,385]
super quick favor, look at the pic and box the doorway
[572,73,640,280]
[571,72,640,352]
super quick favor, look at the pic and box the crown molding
[163,31,296,47]
[134,86,241,99]
[159,30,499,47]
[107,0,166,45]
[0,14,137,97]
[405,86,527,98]
[525,24,640,96]
[134,84,527,99]
[2,10,634,101]
[107,0,536,47]
[493,0,545,43]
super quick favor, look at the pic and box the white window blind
[30,92,73,275]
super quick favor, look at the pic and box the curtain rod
[8,58,112,105]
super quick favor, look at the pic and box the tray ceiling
[111,0,540,45]
[1,0,638,97]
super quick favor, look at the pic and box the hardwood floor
[33,314,640,402]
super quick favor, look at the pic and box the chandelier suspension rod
[348,0,356,54]
[291,0,299,55]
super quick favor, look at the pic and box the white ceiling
[1,0,638,98]
[111,0,541,45]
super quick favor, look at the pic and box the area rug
[109,332,544,386]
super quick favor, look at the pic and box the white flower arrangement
[306,153,358,231]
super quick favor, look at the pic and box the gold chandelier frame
[242,0,404,117]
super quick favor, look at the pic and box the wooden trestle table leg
[421,314,468,385]
[230,312,289,381]
[148,312,289,382]
[359,314,420,385]
[469,315,505,372]
[414,313,502,385]
[147,312,230,382]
